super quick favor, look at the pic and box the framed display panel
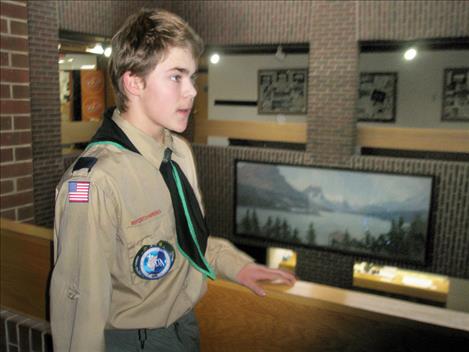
[356,72,397,122]
[258,69,308,114]
[234,161,434,265]
[441,67,469,122]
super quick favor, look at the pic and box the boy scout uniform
[50,110,253,351]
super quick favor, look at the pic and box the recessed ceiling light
[104,47,112,58]
[210,53,220,64]
[404,48,417,61]
[86,43,104,55]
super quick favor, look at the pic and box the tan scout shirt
[50,111,253,351]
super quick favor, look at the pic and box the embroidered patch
[133,241,175,280]
[130,209,162,226]
[68,181,90,203]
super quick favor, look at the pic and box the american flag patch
[68,181,90,203]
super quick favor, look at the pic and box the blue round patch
[133,241,175,280]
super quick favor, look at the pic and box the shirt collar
[112,109,184,168]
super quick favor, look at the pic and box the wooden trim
[61,120,101,144]
[195,119,307,143]
[0,218,53,241]
[357,125,469,153]
[195,119,469,153]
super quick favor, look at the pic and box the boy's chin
[170,123,188,134]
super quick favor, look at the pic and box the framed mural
[356,72,397,122]
[441,67,469,122]
[235,161,434,265]
[258,69,308,114]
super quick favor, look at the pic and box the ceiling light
[58,59,64,64]
[210,53,220,64]
[104,46,112,58]
[67,58,74,62]
[404,48,417,61]
[80,65,96,70]
[86,43,104,55]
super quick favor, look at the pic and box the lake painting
[235,161,434,264]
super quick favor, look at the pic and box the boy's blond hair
[109,9,203,112]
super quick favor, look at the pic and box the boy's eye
[170,74,182,82]
[191,75,198,84]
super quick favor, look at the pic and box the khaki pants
[105,311,200,352]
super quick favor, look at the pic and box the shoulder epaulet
[73,157,97,173]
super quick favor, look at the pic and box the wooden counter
[2,218,468,351]
[353,271,449,303]
[0,219,53,320]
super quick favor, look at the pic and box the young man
[50,8,295,352]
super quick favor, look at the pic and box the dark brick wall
[24,1,166,228]
[1,309,52,352]
[27,1,62,227]
[307,1,357,164]
[193,146,469,284]
[0,0,34,223]
[358,0,469,40]
[57,0,160,38]
[169,0,312,45]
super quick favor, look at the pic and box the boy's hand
[235,263,296,297]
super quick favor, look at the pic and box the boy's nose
[184,80,197,99]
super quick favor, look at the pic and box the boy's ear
[122,71,144,96]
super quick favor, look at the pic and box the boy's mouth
[177,107,192,116]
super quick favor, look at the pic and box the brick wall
[168,0,469,285]
[24,1,165,228]
[169,1,357,164]
[57,0,158,37]
[192,145,469,284]
[0,308,52,352]
[27,1,62,227]
[307,1,357,164]
[0,0,34,223]
[358,0,469,40]
[23,0,469,287]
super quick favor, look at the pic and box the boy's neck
[120,107,165,144]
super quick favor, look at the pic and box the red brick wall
[0,0,34,222]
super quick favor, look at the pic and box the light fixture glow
[58,59,64,64]
[210,53,220,64]
[104,47,112,58]
[404,48,417,61]
[80,64,96,70]
[86,43,104,55]
[67,58,74,62]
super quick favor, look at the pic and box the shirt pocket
[125,214,180,285]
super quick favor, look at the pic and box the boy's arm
[50,178,118,352]
[205,237,254,281]
[205,238,296,295]
[181,138,296,293]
